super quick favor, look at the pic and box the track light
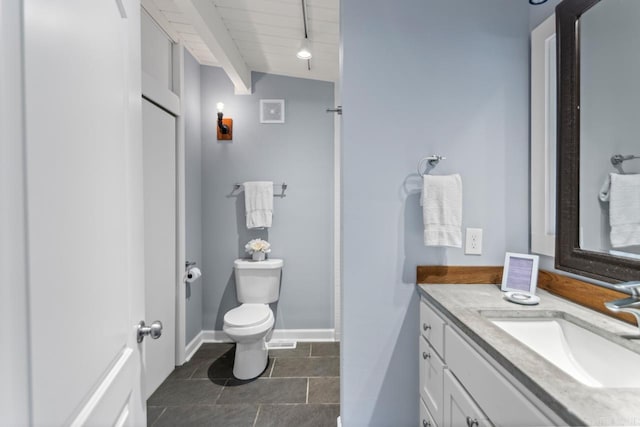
[297,38,312,60]
[297,0,312,61]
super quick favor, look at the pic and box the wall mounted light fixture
[216,102,232,140]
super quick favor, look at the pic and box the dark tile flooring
[147,342,340,427]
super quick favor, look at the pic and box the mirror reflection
[579,0,640,259]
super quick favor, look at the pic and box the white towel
[243,181,273,229]
[609,173,640,248]
[421,174,462,247]
[599,174,611,202]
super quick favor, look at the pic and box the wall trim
[333,81,342,341]
[184,331,203,362]
[199,329,337,344]
[184,329,338,361]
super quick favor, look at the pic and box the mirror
[557,0,640,282]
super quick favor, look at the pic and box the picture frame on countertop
[501,252,540,295]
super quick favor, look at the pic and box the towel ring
[417,155,446,176]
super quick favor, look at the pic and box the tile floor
[147,342,340,427]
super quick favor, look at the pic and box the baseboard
[201,330,232,343]
[199,329,336,343]
[270,329,336,342]
[184,331,203,362]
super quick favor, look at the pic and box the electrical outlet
[465,228,483,255]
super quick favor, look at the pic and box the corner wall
[184,50,203,344]
[341,0,530,424]
[199,68,335,332]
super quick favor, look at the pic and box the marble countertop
[417,284,640,427]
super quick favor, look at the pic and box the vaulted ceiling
[142,0,339,91]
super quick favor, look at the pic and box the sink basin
[488,314,640,388]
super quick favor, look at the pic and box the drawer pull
[422,420,431,427]
[422,323,431,331]
[422,351,431,359]
[466,416,479,427]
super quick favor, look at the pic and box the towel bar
[417,155,446,176]
[233,182,288,197]
[611,154,640,166]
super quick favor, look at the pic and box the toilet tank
[234,259,283,303]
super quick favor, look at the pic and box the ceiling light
[297,38,312,60]
[297,0,312,61]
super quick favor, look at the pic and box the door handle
[466,416,479,427]
[137,320,163,343]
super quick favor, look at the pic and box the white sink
[490,316,640,388]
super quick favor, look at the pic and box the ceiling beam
[178,0,252,94]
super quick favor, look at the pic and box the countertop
[417,284,640,427]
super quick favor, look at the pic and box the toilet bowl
[223,259,283,380]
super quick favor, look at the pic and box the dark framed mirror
[556,0,640,282]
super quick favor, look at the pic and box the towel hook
[417,155,446,176]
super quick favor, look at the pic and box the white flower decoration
[244,239,271,254]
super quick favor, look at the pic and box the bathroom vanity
[417,284,640,427]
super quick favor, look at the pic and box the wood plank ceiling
[145,0,339,83]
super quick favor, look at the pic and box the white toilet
[223,258,283,380]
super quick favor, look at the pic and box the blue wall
[199,68,335,331]
[184,50,203,344]
[341,0,530,424]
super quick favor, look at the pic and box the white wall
[0,1,31,425]
[341,0,529,424]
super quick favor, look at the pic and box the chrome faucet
[605,281,640,331]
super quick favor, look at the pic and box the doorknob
[137,320,163,343]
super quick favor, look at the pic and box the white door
[142,99,177,398]
[23,0,147,425]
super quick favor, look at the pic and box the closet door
[142,98,177,398]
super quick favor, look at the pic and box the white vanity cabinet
[419,297,557,427]
[419,302,446,426]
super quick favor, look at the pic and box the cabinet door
[443,370,492,427]
[420,337,445,426]
[420,299,446,358]
[445,326,555,426]
[420,397,437,427]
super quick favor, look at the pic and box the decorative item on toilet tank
[245,239,271,261]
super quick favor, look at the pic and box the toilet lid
[224,304,271,328]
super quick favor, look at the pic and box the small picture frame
[501,252,540,294]
[260,99,285,124]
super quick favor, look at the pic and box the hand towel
[599,174,611,202]
[609,173,640,248]
[421,174,462,247]
[243,181,273,229]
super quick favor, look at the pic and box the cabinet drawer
[443,370,493,427]
[419,336,445,427]
[420,397,438,427]
[420,299,446,358]
[445,327,555,427]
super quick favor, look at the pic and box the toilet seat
[224,304,271,328]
